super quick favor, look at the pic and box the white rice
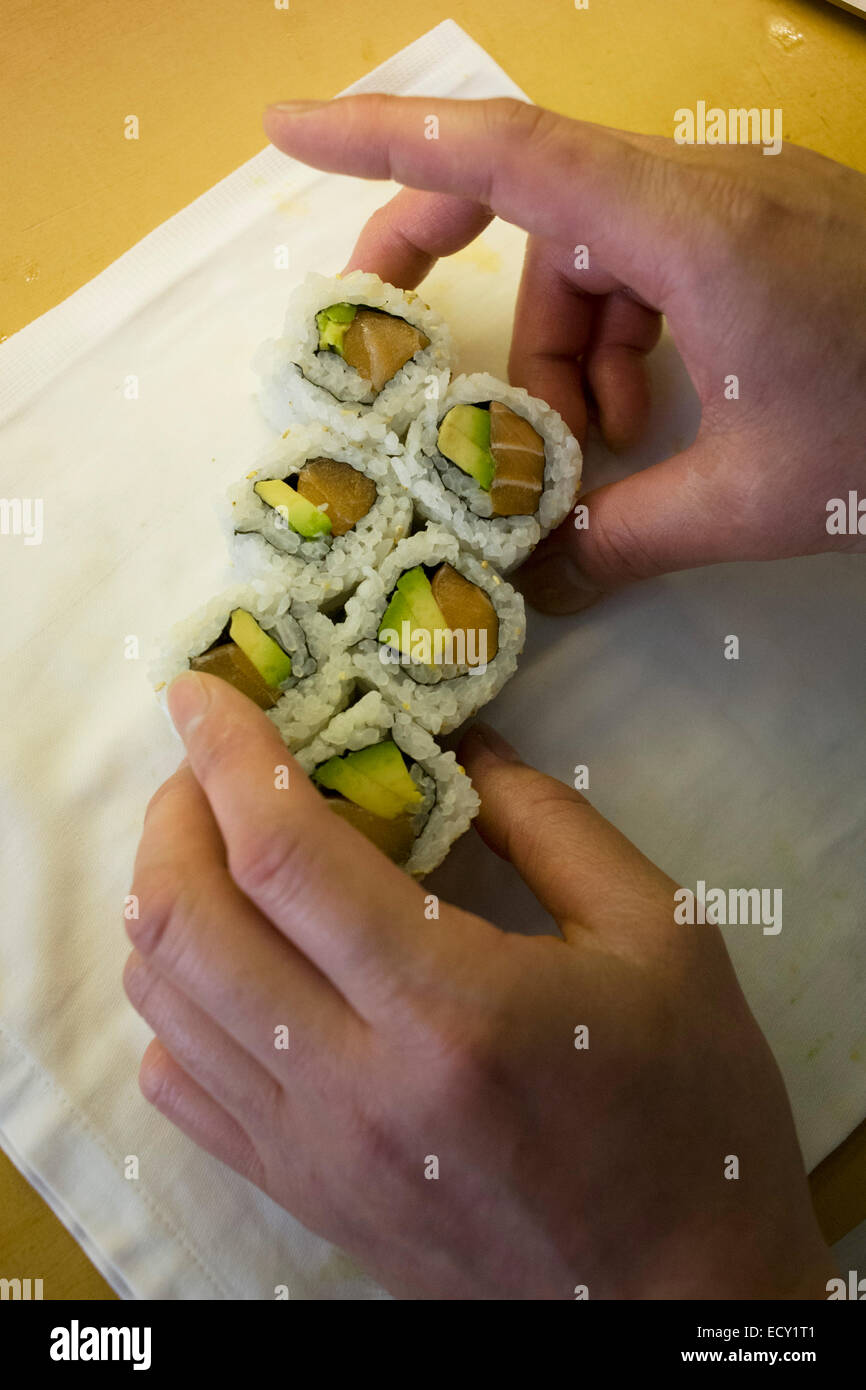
[256,271,453,439]
[400,372,582,571]
[294,691,480,877]
[340,523,526,735]
[225,423,414,608]
[149,580,354,751]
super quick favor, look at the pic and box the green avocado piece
[377,589,413,647]
[378,566,449,657]
[437,404,496,491]
[254,477,332,539]
[316,301,357,355]
[313,741,423,820]
[228,609,292,688]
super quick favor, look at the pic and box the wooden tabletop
[1,0,864,1299]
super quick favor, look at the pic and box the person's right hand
[125,674,836,1300]
[264,96,866,611]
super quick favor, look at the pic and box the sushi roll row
[154,272,582,875]
[254,271,581,571]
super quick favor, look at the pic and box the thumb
[519,436,736,612]
[459,724,679,960]
[165,671,428,1011]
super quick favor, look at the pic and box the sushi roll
[341,524,525,736]
[296,691,480,877]
[150,581,353,751]
[398,373,582,572]
[255,271,452,441]
[227,424,413,609]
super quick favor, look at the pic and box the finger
[507,237,593,441]
[583,290,662,451]
[343,186,493,287]
[125,950,281,1139]
[459,723,681,962]
[129,760,354,1071]
[264,96,692,307]
[518,434,733,612]
[139,1038,265,1188]
[166,673,451,1017]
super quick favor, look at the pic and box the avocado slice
[228,609,292,688]
[316,302,357,355]
[313,741,423,820]
[378,565,450,658]
[437,405,496,491]
[254,477,333,540]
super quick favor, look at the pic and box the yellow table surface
[1,0,864,1299]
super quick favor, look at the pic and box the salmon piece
[189,643,278,710]
[488,401,545,516]
[328,798,416,864]
[431,563,499,666]
[296,457,377,536]
[341,309,429,392]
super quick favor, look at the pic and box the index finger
[264,95,684,308]
[165,672,448,1015]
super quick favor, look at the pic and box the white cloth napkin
[1,20,864,1300]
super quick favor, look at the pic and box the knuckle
[423,1014,504,1111]
[349,94,397,176]
[346,1094,404,1174]
[228,823,307,907]
[143,779,173,825]
[142,761,192,828]
[138,1047,175,1111]
[128,867,219,974]
[694,171,792,266]
[357,91,392,124]
[240,1069,286,1144]
[126,871,182,955]
[498,779,587,876]
[487,97,558,153]
[440,1031,502,1111]
[122,952,159,1014]
[584,504,662,587]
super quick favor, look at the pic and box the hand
[124,672,834,1299]
[263,95,866,611]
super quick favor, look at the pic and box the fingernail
[267,100,327,114]
[464,722,522,764]
[167,672,210,738]
[517,552,604,615]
